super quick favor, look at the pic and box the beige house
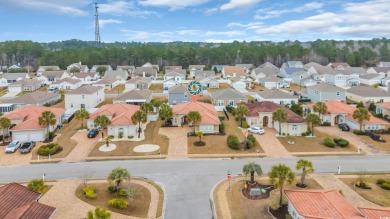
[210,88,248,108]
[346,86,390,103]
[92,78,119,90]
[245,101,307,136]
[222,66,246,78]
[65,85,104,109]
[376,102,390,118]
[125,77,152,91]
[7,78,41,93]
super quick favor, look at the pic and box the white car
[247,127,265,135]
[5,140,22,153]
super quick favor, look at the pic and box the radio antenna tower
[94,2,101,48]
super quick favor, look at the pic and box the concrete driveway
[158,126,192,158]
[251,128,292,157]
[0,145,32,166]
[62,130,100,162]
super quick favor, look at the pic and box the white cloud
[0,0,90,16]
[204,31,245,37]
[254,2,324,20]
[220,0,262,11]
[139,0,209,10]
[204,7,218,15]
[99,1,156,17]
[99,19,123,28]
[121,29,174,41]
[176,30,201,35]
[227,22,263,30]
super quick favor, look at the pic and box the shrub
[48,132,55,139]
[246,140,254,149]
[109,198,128,209]
[108,135,114,138]
[27,179,46,192]
[324,138,336,148]
[247,134,256,145]
[83,186,97,198]
[301,132,307,136]
[333,138,341,143]
[305,131,311,136]
[282,132,286,136]
[376,178,386,185]
[119,189,128,196]
[234,116,239,121]
[321,122,331,126]
[381,182,390,190]
[219,122,225,133]
[118,132,123,138]
[227,135,240,150]
[241,120,249,128]
[338,139,349,147]
[356,181,361,187]
[37,143,61,156]
[107,186,116,193]
[226,105,234,114]
[353,129,365,135]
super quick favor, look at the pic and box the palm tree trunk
[81,119,83,130]
[360,122,362,131]
[2,129,5,144]
[312,123,314,136]
[279,187,283,208]
[47,126,50,141]
[301,169,305,185]
[240,118,243,127]
[138,122,141,138]
[279,123,281,136]
[250,171,254,183]
[116,180,121,191]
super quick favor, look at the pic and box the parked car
[19,141,36,153]
[48,87,58,93]
[338,123,347,129]
[341,124,350,132]
[5,140,22,153]
[87,129,99,138]
[247,126,265,135]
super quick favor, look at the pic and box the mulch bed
[269,204,288,219]
[193,141,206,146]
[355,182,372,190]
[241,181,274,200]
[296,183,308,188]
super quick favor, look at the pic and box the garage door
[13,132,29,142]
[12,131,45,142]
[30,132,44,141]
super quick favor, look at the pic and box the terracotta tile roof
[173,101,220,125]
[347,86,390,98]
[376,102,390,110]
[306,101,389,125]
[89,103,140,126]
[358,207,390,218]
[284,189,364,219]
[4,106,65,131]
[0,183,56,219]
[245,101,304,123]
[4,91,60,105]
[66,85,103,94]
[223,66,246,77]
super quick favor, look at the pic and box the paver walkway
[62,130,100,162]
[311,174,379,208]
[252,128,292,157]
[158,126,191,159]
[40,179,160,219]
[316,126,382,155]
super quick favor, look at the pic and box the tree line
[1,38,389,71]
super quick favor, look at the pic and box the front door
[263,116,269,127]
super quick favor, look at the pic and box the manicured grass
[358,135,390,151]
[339,175,390,207]
[0,87,7,97]
[207,83,230,91]
[188,112,264,154]
[215,177,322,219]
[279,129,357,153]
[75,182,151,217]
[105,84,125,94]
[250,84,269,91]
[89,121,169,157]
[198,95,211,104]
[96,97,113,107]
[149,84,163,93]
[281,83,303,92]
[152,96,167,103]
[51,100,65,108]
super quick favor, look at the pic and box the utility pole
[94,2,101,48]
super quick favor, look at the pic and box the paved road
[1,156,390,219]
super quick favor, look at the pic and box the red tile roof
[4,106,65,131]
[0,183,56,219]
[358,207,390,218]
[376,102,390,110]
[89,103,140,126]
[173,101,220,125]
[245,101,304,123]
[285,189,364,219]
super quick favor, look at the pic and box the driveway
[0,91,19,100]
[316,126,382,155]
[0,145,32,166]
[62,130,100,162]
[158,126,192,158]
[253,128,292,157]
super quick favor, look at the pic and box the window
[184,92,188,98]
[70,103,73,108]
[173,100,177,105]
[218,100,224,106]
[251,119,257,126]
[200,125,213,132]
[380,99,384,103]
[82,95,85,99]
[228,100,234,106]
[81,104,85,109]
[336,92,340,96]
[173,117,177,124]
[292,125,297,131]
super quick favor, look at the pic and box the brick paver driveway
[159,126,192,158]
[253,128,291,157]
[316,126,382,155]
[0,146,32,166]
[62,130,100,162]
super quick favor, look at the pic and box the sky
[0,0,389,43]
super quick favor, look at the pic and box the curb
[209,177,227,219]
[155,181,167,219]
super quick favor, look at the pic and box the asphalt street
[0,155,389,219]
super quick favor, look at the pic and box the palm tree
[0,117,11,144]
[235,105,248,127]
[305,113,321,136]
[107,167,130,192]
[151,99,163,112]
[313,102,327,124]
[268,164,295,208]
[94,115,111,137]
[75,108,89,130]
[141,102,154,114]
[38,111,57,141]
[131,110,147,138]
[104,135,114,147]
[158,104,173,125]
[353,107,370,131]
[243,162,263,184]
[272,109,287,136]
[87,206,111,219]
[196,131,203,143]
[58,90,65,101]
[187,111,202,132]
[296,159,314,187]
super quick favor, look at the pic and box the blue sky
[0,0,389,43]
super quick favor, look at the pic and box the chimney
[79,61,82,65]
[143,72,145,77]
[233,72,236,77]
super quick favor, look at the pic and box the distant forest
[1,38,389,70]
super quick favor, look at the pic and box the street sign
[227,174,231,179]
[227,169,232,174]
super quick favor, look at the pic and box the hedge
[227,135,240,150]
[109,198,128,209]
[333,138,349,147]
[37,143,62,156]
[83,186,97,198]
[324,138,336,147]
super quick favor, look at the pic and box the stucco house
[168,84,191,105]
[210,88,248,107]
[4,106,65,141]
[244,101,307,136]
[172,101,220,133]
[113,89,153,105]
[324,70,360,87]
[72,72,100,82]
[38,71,71,84]
[92,78,119,91]
[222,66,246,78]
[49,78,82,90]
[346,85,390,103]
[65,85,104,109]
[0,73,29,84]
[87,103,140,138]
[125,77,152,90]
[103,70,128,82]
[255,90,298,105]
[3,91,61,109]
[66,62,89,73]
[376,102,390,118]
[7,78,41,93]
[258,76,285,89]
[133,67,158,78]
[304,83,346,103]
[36,66,61,76]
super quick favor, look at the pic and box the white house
[113,89,153,105]
[255,90,298,105]
[188,65,205,77]
[92,78,119,90]
[0,73,29,84]
[359,74,385,86]
[90,65,113,73]
[4,106,65,142]
[346,85,390,103]
[163,71,186,82]
[163,78,181,90]
[66,62,89,73]
[38,71,71,84]
[125,77,152,91]
[258,76,284,89]
[72,72,100,82]
[324,70,359,87]
[49,78,82,90]
[65,85,104,109]
[103,70,128,83]
[328,62,350,70]
[196,77,219,89]
[3,91,61,109]
[291,71,321,87]
[250,68,278,83]
[7,79,41,93]
[36,66,61,76]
